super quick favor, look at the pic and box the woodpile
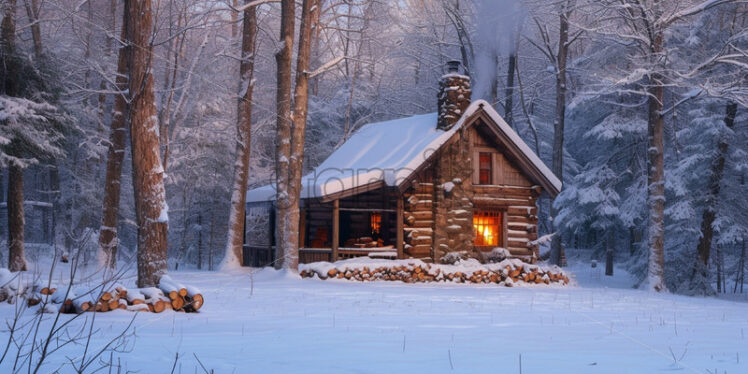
[300,259,570,286]
[0,269,204,314]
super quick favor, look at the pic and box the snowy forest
[1,0,748,372]
[1,0,747,293]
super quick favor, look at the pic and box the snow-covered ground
[1,260,747,373]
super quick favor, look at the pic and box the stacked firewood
[300,260,570,286]
[0,269,203,314]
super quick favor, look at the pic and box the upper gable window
[478,152,493,185]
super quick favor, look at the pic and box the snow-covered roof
[246,99,561,203]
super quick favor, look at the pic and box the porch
[242,186,405,267]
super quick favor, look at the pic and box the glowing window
[370,212,382,236]
[473,211,501,246]
[479,152,492,185]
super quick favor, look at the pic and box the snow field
[1,263,746,373]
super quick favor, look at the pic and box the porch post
[299,205,307,248]
[396,194,404,259]
[332,199,339,262]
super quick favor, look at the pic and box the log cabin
[243,61,561,267]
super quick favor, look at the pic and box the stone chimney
[437,60,472,131]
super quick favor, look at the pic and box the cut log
[127,303,150,312]
[159,275,188,298]
[126,289,146,305]
[73,298,91,313]
[171,296,185,310]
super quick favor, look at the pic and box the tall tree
[22,0,41,58]
[273,0,296,270]
[549,0,576,267]
[274,0,316,271]
[1,0,26,272]
[694,102,737,280]
[223,2,258,268]
[127,0,168,287]
[2,0,66,271]
[99,0,131,269]
[285,0,317,270]
[588,0,738,291]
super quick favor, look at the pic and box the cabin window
[370,212,382,238]
[478,152,493,185]
[473,211,501,247]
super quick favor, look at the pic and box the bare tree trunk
[645,30,667,292]
[127,0,168,287]
[2,0,26,271]
[549,2,572,267]
[503,52,516,128]
[22,0,41,58]
[98,2,131,270]
[736,240,745,294]
[197,211,203,270]
[97,0,117,127]
[8,165,27,271]
[283,0,316,272]
[223,3,257,269]
[1,0,16,57]
[605,229,614,276]
[231,0,239,38]
[273,0,295,270]
[158,1,185,172]
[694,102,737,282]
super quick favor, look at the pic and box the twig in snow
[519,353,522,374]
[170,352,179,374]
[193,353,211,374]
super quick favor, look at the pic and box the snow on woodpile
[246,99,560,202]
[0,269,203,314]
[300,257,572,286]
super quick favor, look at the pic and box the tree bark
[127,0,168,287]
[8,165,27,271]
[549,4,571,267]
[503,52,516,128]
[645,29,667,292]
[223,3,257,269]
[605,229,614,276]
[273,0,295,270]
[22,0,41,58]
[97,0,117,127]
[695,102,737,273]
[281,0,316,272]
[1,0,17,90]
[2,0,26,271]
[98,1,131,269]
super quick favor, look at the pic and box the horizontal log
[507,206,538,217]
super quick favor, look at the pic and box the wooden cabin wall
[470,128,539,260]
[402,166,435,259]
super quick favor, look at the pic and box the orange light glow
[473,211,500,246]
